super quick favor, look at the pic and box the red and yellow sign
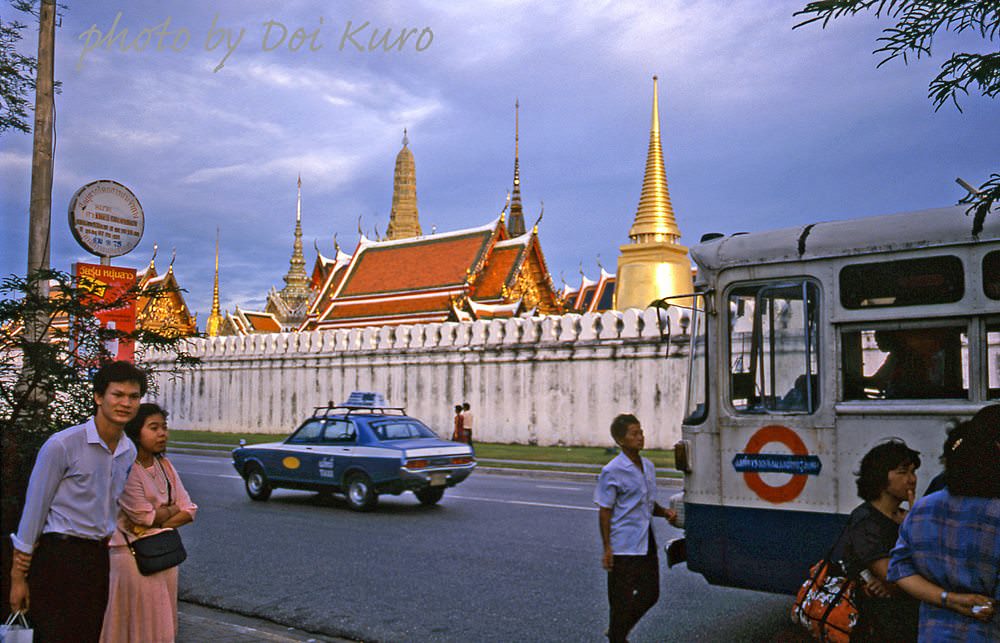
[75,262,137,362]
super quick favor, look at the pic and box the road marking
[535,485,582,491]
[449,494,595,512]
[181,472,243,479]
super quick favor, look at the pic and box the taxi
[231,392,476,511]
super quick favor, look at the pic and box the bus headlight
[674,439,691,473]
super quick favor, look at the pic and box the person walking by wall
[594,413,675,643]
[843,439,921,641]
[100,403,197,643]
[452,405,465,443]
[8,361,145,643]
[461,402,474,447]
[888,405,1000,641]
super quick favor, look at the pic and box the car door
[279,419,325,486]
[319,419,358,486]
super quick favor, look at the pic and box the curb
[178,601,351,642]
[170,447,684,487]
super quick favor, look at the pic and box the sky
[2,0,997,328]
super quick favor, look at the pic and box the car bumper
[397,463,476,489]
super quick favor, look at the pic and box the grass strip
[170,430,678,472]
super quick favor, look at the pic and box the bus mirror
[674,439,692,473]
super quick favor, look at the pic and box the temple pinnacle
[508,98,526,236]
[627,75,680,244]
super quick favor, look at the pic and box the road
[171,453,808,642]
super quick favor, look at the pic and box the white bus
[671,205,999,594]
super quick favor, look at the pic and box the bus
[670,204,999,594]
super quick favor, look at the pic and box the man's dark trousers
[607,530,659,642]
[28,533,110,643]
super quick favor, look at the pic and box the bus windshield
[728,280,819,414]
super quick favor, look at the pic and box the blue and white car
[231,392,476,511]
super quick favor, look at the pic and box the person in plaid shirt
[888,404,1000,642]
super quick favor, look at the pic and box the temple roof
[304,216,562,330]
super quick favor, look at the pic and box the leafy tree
[1,268,200,610]
[0,8,36,134]
[795,0,999,234]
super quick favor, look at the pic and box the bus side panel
[685,503,846,594]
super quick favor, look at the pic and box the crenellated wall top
[149,306,693,360]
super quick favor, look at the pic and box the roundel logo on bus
[733,425,822,504]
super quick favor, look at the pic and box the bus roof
[691,205,999,272]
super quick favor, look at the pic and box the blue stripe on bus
[731,453,822,475]
[685,503,848,595]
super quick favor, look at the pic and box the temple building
[614,76,692,310]
[264,175,313,330]
[300,216,560,330]
[563,267,617,314]
[385,130,422,240]
[219,307,282,335]
[135,250,198,337]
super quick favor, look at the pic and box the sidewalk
[178,601,351,642]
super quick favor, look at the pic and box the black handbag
[120,459,187,575]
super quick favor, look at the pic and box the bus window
[842,325,968,400]
[984,251,1000,300]
[684,303,708,424]
[989,321,999,400]
[840,255,964,309]
[728,281,819,414]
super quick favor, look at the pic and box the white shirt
[11,418,136,553]
[594,452,657,555]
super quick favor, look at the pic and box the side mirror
[238,438,246,447]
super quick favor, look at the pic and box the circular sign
[742,425,809,503]
[282,456,301,470]
[68,180,144,258]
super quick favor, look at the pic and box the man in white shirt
[9,361,144,642]
[461,401,474,446]
[594,414,675,643]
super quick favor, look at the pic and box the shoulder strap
[156,457,173,505]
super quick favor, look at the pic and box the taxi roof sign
[343,391,389,408]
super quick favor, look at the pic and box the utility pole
[3,0,57,614]
[26,0,56,296]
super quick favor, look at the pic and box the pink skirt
[100,545,179,643]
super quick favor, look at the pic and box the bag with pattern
[791,557,860,643]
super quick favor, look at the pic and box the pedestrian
[100,403,197,643]
[452,404,465,443]
[842,439,921,642]
[594,413,675,643]
[887,405,1000,641]
[8,360,145,643]
[461,401,473,447]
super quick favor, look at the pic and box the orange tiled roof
[474,244,523,299]
[244,311,282,332]
[323,292,459,321]
[338,230,493,297]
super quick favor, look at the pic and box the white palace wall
[145,307,691,449]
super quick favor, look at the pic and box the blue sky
[2,1,997,327]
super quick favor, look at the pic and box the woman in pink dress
[100,403,197,643]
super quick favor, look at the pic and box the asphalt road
[171,453,808,642]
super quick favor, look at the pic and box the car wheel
[415,487,445,506]
[345,473,378,512]
[245,464,272,501]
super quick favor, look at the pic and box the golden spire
[386,129,422,239]
[508,99,526,236]
[279,175,311,308]
[628,75,680,244]
[206,228,223,337]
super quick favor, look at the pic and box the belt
[40,532,111,547]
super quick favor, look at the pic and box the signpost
[68,180,145,263]
[68,180,145,362]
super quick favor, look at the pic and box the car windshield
[369,419,437,441]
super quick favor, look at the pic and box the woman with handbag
[843,440,921,642]
[100,403,197,643]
